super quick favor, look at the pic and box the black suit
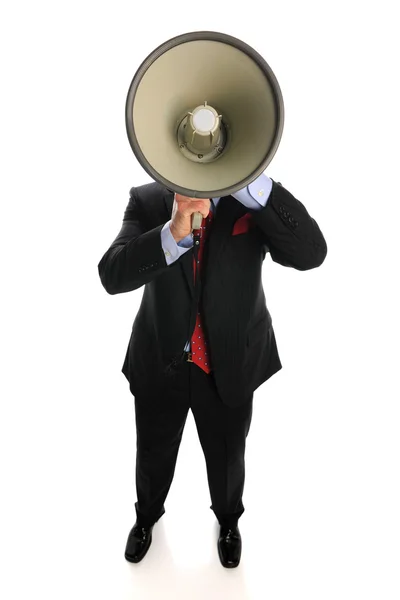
[98,179,327,527]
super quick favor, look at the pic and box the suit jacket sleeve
[250,179,328,270]
[98,187,172,295]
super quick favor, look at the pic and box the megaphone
[125,31,284,230]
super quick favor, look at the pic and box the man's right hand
[170,194,211,242]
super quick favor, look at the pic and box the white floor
[3,370,399,600]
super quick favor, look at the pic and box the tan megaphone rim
[125,31,284,198]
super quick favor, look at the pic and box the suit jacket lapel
[163,191,247,299]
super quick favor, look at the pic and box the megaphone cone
[125,31,284,202]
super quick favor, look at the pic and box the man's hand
[170,194,211,242]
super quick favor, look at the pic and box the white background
[1,1,399,598]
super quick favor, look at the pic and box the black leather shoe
[217,525,242,568]
[124,521,154,563]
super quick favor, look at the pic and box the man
[97,173,327,567]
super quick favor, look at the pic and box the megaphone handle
[191,211,203,231]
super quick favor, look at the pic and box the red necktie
[190,210,213,374]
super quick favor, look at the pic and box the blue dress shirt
[159,173,273,352]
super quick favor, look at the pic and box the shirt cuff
[231,173,273,209]
[161,221,193,265]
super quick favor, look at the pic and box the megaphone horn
[125,31,284,229]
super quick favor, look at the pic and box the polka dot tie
[191,210,213,374]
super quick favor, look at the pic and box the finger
[176,198,204,204]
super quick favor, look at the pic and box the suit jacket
[97,179,327,407]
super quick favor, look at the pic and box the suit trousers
[133,357,254,530]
